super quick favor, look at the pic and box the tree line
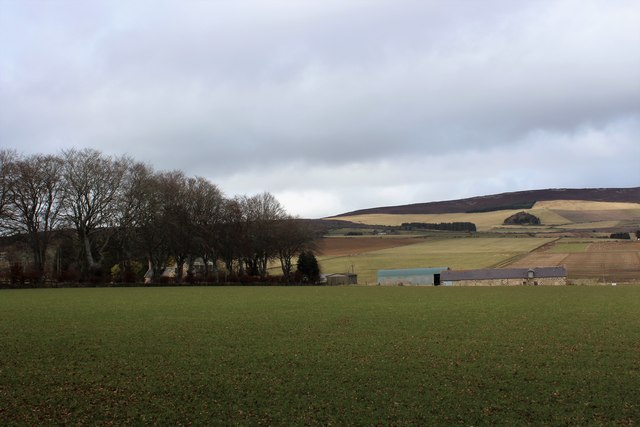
[609,232,631,240]
[0,149,318,285]
[400,222,477,232]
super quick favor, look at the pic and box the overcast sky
[1,1,639,218]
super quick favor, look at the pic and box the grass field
[2,287,638,425]
[319,237,552,284]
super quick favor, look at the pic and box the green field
[320,237,552,284]
[1,287,638,425]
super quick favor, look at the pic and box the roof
[441,267,566,281]
[324,273,357,278]
[377,268,449,278]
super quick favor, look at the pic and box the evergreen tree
[296,251,320,284]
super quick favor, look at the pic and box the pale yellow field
[561,220,623,230]
[331,209,570,231]
[327,200,640,231]
[535,200,640,210]
[319,236,553,284]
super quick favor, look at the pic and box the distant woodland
[400,222,477,232]
[503,211,541,225]
[0,149,318,285]
[610,232,631,240]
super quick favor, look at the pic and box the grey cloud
[1,0,638,217]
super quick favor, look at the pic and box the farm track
[492,237,561,268]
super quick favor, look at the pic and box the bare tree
[156,171,193,282]
[275,216,317,282]
[0,150,18,234]
[134,170,193,282]
[239,192,287,277]
[4,154,65,281]
[111,161,156,282]
[60,148,129,275]
[185,176,225,280]
[0,148,316,286]
[218,198,244,277]
[134,171,172,282]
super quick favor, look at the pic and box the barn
[440,267,567,286]
[377,267,449,286]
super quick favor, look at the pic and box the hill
[330,187,640,217]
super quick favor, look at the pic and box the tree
[111,161,156,282]
[3,154,65,281]
[60,148,130,276]
[503,211,541,225]
[156,171,193,282]
[238,192,287,277]
[297,250,320,283]
[0,150,18,235]
[218,198,244,277]
[275,217,316,283]
[185,176,225,280]
[610,232,630,240]
[132,170,174,282]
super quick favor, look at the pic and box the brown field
[508,252,570,267]
[509,240,640,283]
[317,236,420,257]
[552,209,640,223]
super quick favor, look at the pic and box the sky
[1,0,639,218]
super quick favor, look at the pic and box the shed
[324,273,358,286]
[377,267,449,286]
[440,267,567,286]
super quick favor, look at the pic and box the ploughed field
[510,240,640,283]
[317,236,420,257]
[1,287,638,425]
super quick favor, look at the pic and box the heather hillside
[332,187,639,217]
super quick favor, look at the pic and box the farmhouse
[143,258,215,283]
[377,267,449,286]
[440,267,567,286]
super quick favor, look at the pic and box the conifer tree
[296,251,320,283]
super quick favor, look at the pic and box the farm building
[323,273,358,286]
[440,267,567,286]
[377,267,449,286]
[144,258,216,283]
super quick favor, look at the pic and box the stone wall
[450,276,567,286]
